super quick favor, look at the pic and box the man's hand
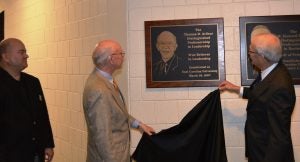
[218,81,241,94]
[139,123,155,135]
[45,148,54,162]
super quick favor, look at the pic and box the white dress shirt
[239,63,278,96]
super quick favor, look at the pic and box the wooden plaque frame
[145,18,225,88]
[240,15,300,85]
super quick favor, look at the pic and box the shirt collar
[95,67,113,83]
[261,63,278,81]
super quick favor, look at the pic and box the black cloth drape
[132,89,227,162]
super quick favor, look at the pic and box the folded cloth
[132,89,227,162]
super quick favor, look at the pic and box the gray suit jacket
[83,69,136,162]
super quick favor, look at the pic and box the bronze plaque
[240,15,300,85]
[145,18,225,88]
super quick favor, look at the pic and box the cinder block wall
[2,0,300,162]
[3,0,126,161]
[127,1,300,162]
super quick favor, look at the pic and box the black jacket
[243,62,295,162]
[0,67,54,162]
[132,90,227,162]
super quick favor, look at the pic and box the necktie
[252,72,261,88]
[256,72,262,84]
[113,79,119,92]
[164,63,168,74]
[113,79,125,104]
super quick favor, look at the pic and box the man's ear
[108,55,114,65]
[156,43,160,51]
[1,53,9,62]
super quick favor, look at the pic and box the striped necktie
[113,79,125,104]
[113,79,119,92]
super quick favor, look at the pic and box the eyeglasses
[112,52,125,57]
[248,50,262,57]
[248,50,257,54]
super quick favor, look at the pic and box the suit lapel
[249,79,269,102]
[248,63,282,102]
[93,69,128,114]
[111,87,127,110]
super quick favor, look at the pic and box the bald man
[82,40,155,162]
[219,33,295,162]
[152,31,187,81]
[0,38,54,162]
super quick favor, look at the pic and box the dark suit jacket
[243,62,295,162]
[0,68,54,162]
[152,55,188,81]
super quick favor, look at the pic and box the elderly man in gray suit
[83,40,155,162]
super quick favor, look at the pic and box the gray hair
[253,33,282,63]
[92,43,112,68]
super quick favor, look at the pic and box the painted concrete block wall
[3,0,111,161]
[2,0,300,161]
[128,0,300,162]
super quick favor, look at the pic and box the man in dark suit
[82,40,155,162]
[0,38,55,162]
[219,33,295,162]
